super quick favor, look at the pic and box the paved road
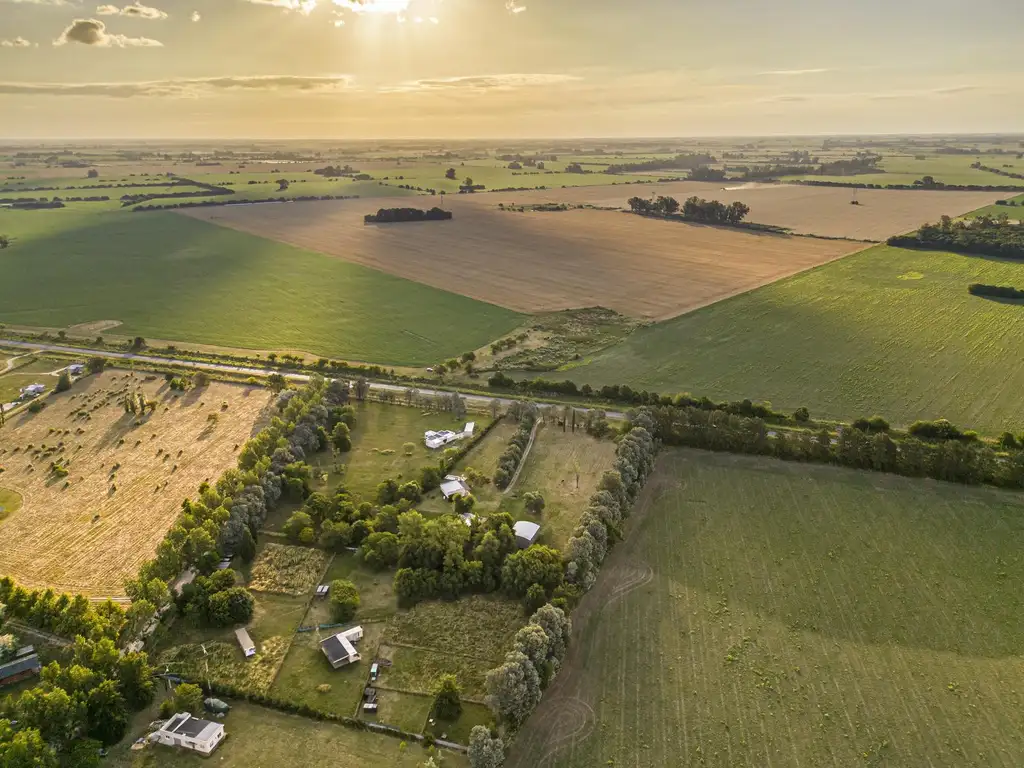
[0,339,626,419]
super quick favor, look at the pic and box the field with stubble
[0,370,270,596]
[509,449,1024,768]
[182,200,860,320]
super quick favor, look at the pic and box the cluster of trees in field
[626,195,751,225]
[0,583,156,763]
[175,570,255,627]
[363,207,453,224]
[493,406,538,488]
[968,283,1024,300]
[640,404,1024,488]
[0,195,109,204]
[888,215,1024,259]
[798,178,1024,192]
[604,153,716,174]
[7,200,65,210]
[313,164,359,177]
[132,193,360,211]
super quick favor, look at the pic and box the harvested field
[508,449,1024,768]
[0,371,271,596]
[476,181,1009,240]
[182,200,859,320]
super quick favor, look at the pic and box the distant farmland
[574,243,1024,434]
[0,371,270,596]
[0,209,522,366]
[509,449,1024,768]
[183,200,859,320]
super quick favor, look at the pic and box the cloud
[505,0,525,13]
[190,9,200,20]
[1,37,33,47]
[0,74,355,97]
[240,0,317,13]
[387,73,581,92]
[54,18,163,46]
[96,2,168,19]
[757,68,830,76]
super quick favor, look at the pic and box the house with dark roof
[320,626,364,669]
[152,712,225,755]
[0,646,41,688]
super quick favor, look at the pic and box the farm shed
[513,521,541,549]
[19,384,45,398]
[320,626,364,669]
[0,647,41,687]
[153,713,225,756]
[68,364,85,375]
[425,429,461,450]
[440,475,471,500]
[235,628,256,658]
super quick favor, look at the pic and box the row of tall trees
[626,195,750,225]
[889,215,1024,259]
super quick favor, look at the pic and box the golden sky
[1,0,1022,139]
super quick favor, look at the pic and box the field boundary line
[504,420,541,494]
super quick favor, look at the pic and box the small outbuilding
[440,475,471,501]
[0,647,41,688]
[513,520,541,549]
[68,364,85,375]
[425,429,460,450]
[19,384,45,399]
[320,626,364,669]
[235,628,256,659]
[152,713,225,756]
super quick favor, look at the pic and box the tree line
[493,407,538,488]
[605,153,716,174]
[132,193,360,212]
[363,207,453,224]
[888,215,1024,259]
[626,195,751,225]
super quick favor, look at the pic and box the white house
[513,520,541,549]
[424,422,476,450]
[19,384,45,399]
[235,628,256,659]
[440,475,471,501]
[152,713,225,756]
[320,626,364,669]
[67,364,85,375]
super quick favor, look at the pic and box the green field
[573,244,1024,434]
[965,193,1024,220]
[106,701,466,768]
[788,153,1024,188]
[508,449,1024,768]
[0,209,522,366]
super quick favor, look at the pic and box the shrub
[329,579,360,622]
[793,406,810,423]
[55,372,72,393]
[432,674,462,720]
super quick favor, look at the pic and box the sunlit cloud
[241,0,317,14]
[1,37,34,47]
[190,9,200,20]
[383,73,581,93]
[54,18,164,47]
[96,2,168,19]
[0,74,355,97]
[505,0,525,13]
[757,68,830,76]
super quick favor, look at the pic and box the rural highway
[0,339,626,419]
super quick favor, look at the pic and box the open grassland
[474,181,1007,240]
[966,193,1024,220]
[509,449,1024,768]
[106,701,467,768]
[248,542,330,595]
[0,371,270,596]
[183,198,857,320]
[500,423,617,549]
[341,402,488,500]
[0,209,522,366]
[575,244,1024,434]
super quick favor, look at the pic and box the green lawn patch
[376,644,489,701]
[426,701,494,747]
[0,487,23,523]
[383,595,526,664]
[313,553,398,623]
[0,209,523,366]
[573,243,1024,434]
[509,448,1024,768]
[362,688,434,734]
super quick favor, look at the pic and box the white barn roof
[513,520,541,547]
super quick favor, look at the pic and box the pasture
[473,181,1007,240]
[0,370,271,596]
[0,208,522,366]
[105,701,466,768]
[508,449,1024,768]
[574,243,1024,434]
[183,199,858,320]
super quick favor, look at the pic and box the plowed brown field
[181,202,860,320]
[0,371,270,596]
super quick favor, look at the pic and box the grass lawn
[498,423,616,549]
[0,373,50,404]
[508,448,1024,768]
[341,401,489,500]
[270,619,387,717]
[426,701,494,746]
[363,688,435,734]
[383,595,526,664]
[377,644,489,700]
[106,701,467,768]
[0,208,522,366]
[573,244,1024,434]
[316,552,398,622]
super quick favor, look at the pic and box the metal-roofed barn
[513,520,541,549]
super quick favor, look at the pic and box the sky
[0,0,1022,139]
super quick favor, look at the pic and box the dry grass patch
[0,370,270,596]
[159,636,290,695]
[384,595,526,663]
[248,543,329,595]
[182,198,859,320]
